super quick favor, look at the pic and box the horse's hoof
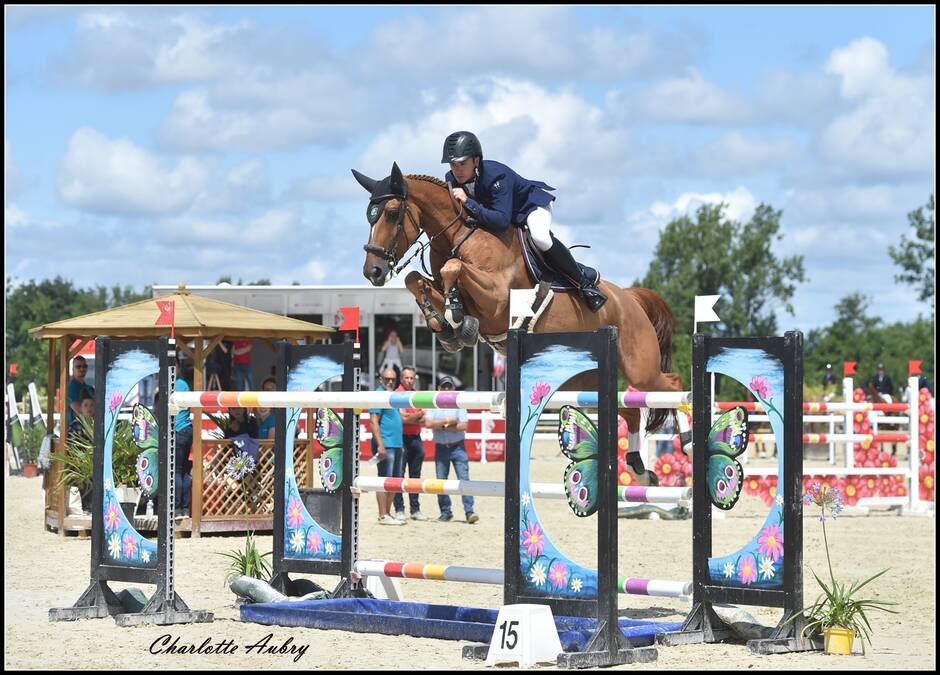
[439,337,463,353]
[455,315,480,347]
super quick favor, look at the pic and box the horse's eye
[386,209,399,220]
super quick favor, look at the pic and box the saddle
[518,229,601,291]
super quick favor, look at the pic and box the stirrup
[580,286,607,312]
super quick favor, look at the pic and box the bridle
[362,181,478,278]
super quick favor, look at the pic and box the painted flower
[520,492,531,508]
[757,523,784,562]
[289,529,305,552]
[521,522,545,558]
[109,391,125,413]
[122,533,139,559]
[529,561,547,587]
[104,503,121,532]
[548,562,569,590]
[140,548,152,564]
[530,381,551,406]
[750,376,772,400]
[570,577,583,593]
[287,496,305,528]
[306,530,323,554]
[758,557,776,581]
[325,541,335,555]
[108,533,122,559]
[722,562,735,579]
[737,555,758,585]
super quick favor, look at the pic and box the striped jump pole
[717,401,911,414]
[354,477,691,505]
[169,388,693,415]
[748,433,909,444]
[354,561,691,598]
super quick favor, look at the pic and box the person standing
[394,366,426,520]
[369,368,405,525]
[231,339,254,391]
[423,376,479,524]
[67,356,94,428]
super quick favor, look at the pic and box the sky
[4,5,936,334]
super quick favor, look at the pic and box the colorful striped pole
[747,433,909,443]
[353,477,691,504]
[169,388,693,414]
[355,561,692,598]
[717,401,911,414]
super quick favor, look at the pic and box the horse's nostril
[371,266,383,281]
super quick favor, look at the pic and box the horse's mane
[406,174,448,190]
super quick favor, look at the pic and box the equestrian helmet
[441,131,483,163]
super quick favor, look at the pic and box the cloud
[819,37,935,176]
[616,68,751,124]
[5,202,30,228]
[5,139,26,196]
[286,174,365,203]
[53,10,248,90]
[57,128,209,215]
[196,158,272,213]
[693,132,800,175]
[156,207,301,246]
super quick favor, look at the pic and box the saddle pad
[518,229,600,291]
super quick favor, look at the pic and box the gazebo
[30,283,334,536]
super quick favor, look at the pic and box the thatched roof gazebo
[30,283,334,536]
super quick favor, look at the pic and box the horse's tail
[630,288,679,433]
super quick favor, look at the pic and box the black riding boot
[543,236,607,312]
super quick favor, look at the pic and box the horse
[352,163,687,478]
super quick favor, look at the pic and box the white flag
[694,295,721,327]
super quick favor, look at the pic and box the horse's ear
[351,169,377,193]
[389,162,407,197]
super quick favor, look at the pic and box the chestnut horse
[352,163,685,455]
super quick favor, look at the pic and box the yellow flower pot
[824,626,855,655]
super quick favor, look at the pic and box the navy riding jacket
[444,160,555,233]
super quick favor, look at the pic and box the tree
[5,277,150,399]
[888,194,934,307]
[637,202,806,387]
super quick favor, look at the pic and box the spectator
[69,389,94,438]
[423,376,479,524]
[379,330,404,380]
[918,374,933,396]
[369,368,406,525]
[174,361,195,516]
[256,376,277,440]
[226,407,259,439]
[871,363,894,403]
[822,363,838,402]
[394,366,427,521]
[67,356,94,428]
[231,339,254,391]
[205,342,230,390]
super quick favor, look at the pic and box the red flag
[909,360,923,376]
[8,363,17,376]
[155,300,176,339]
[338,306,360,342]
[843,361,857,376]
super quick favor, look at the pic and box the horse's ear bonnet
[353,164,408,226]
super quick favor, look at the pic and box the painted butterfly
[132,403,159,497]
[315,408,344,493]
[557,405,599,517]
[706,406,748,510]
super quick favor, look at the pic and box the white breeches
[526,205,554,252]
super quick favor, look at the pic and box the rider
[441,131,607,312]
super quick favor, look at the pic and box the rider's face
[449,157,478,184]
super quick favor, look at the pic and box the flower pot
[22,463,39,478]
[824,626,855,655]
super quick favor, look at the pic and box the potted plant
[20,423,46,477]
[216,530,272,589]
[53,415,95,510]
[794,483,898,655]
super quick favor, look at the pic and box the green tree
[637,202,806,389]
[215,276,272,285]
[888,194,934,307]
[806,293,934,393]
[5,277,150,399]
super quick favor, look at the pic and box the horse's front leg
[404,272,463,353]
[440,259,479,347]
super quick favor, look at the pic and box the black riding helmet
[441,131,483,163]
